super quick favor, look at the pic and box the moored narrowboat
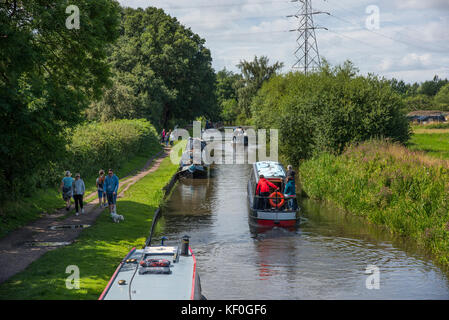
[179,137,209,178]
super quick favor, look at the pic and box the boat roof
[101,246,196,300]
[186,137,207,151]
[254,161,286,179]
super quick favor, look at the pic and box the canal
[158,138,449,299]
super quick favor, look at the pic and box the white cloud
[394,0,449,10]
[400,53,432,68]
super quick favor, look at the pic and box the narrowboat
[179,137,209,178]
[99,236,204,300]
[247,161,300,228]
[232,126,248,146]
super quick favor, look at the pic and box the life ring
[269,192,285,208]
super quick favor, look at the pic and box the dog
[110,211,124,223]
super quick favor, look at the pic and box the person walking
[255,174,279,210]
[72,173,85,216]
[60,171,74,211]
[165,129,171,146]
[104,168,119,214]
[96,169,107,208]
[161,129,166,144]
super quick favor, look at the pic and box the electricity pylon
[288,0,329,74]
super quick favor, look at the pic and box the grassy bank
[0,155,179,300]
[0,120,161,239]
[299,140,449,268]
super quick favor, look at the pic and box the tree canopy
[88,7,219,130]
[0,0,121,199]
[236,56,283,121]
[215,68,242,124]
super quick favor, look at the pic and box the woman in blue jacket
[104,168,119,214]
[284,176,297,210]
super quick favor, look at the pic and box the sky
[118,0,449,83]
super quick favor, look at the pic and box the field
[408,124,449,159]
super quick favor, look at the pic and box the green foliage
[387,78,419,97]
[220,99,240,125]
[88,7,219,129]
[299,140,449,267]
[403,94,437,112]
[216,68,242,124]
[216,68,242,105]
[252,61,410,166]
[64,119,159,181]
[419,75,449,97]
[236,56,283,121]
[434,83,449,109]
[0,0,121,201]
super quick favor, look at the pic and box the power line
[204,29,289,39]
[157,0,291,10]
[288,0,328,74]
[321,0,449,52]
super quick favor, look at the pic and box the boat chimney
[181,235,190,256]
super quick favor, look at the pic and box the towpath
[0,147,171,284]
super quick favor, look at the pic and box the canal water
[158,139,449,299]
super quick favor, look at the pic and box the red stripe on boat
[98,247,136,300]
[257,219,297,227]
[190,246,196,300]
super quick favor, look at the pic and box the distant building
[407,110,447,124]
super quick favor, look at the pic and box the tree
[86,78,137,121]
[220,99,239,124]
[90,7,219,130]
[419,75,449,97]
[236,56,283,120]
[215,68,242,124]
[403,94,436,112]
[216,68,242,106]
[0,0,121,199]
[388,78,419,97]
[434,83,449,110]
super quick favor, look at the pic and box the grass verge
[0,155,178,300]
[299,140,449,269]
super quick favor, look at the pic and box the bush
[251,61,410,166]
[62,119,159,182]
